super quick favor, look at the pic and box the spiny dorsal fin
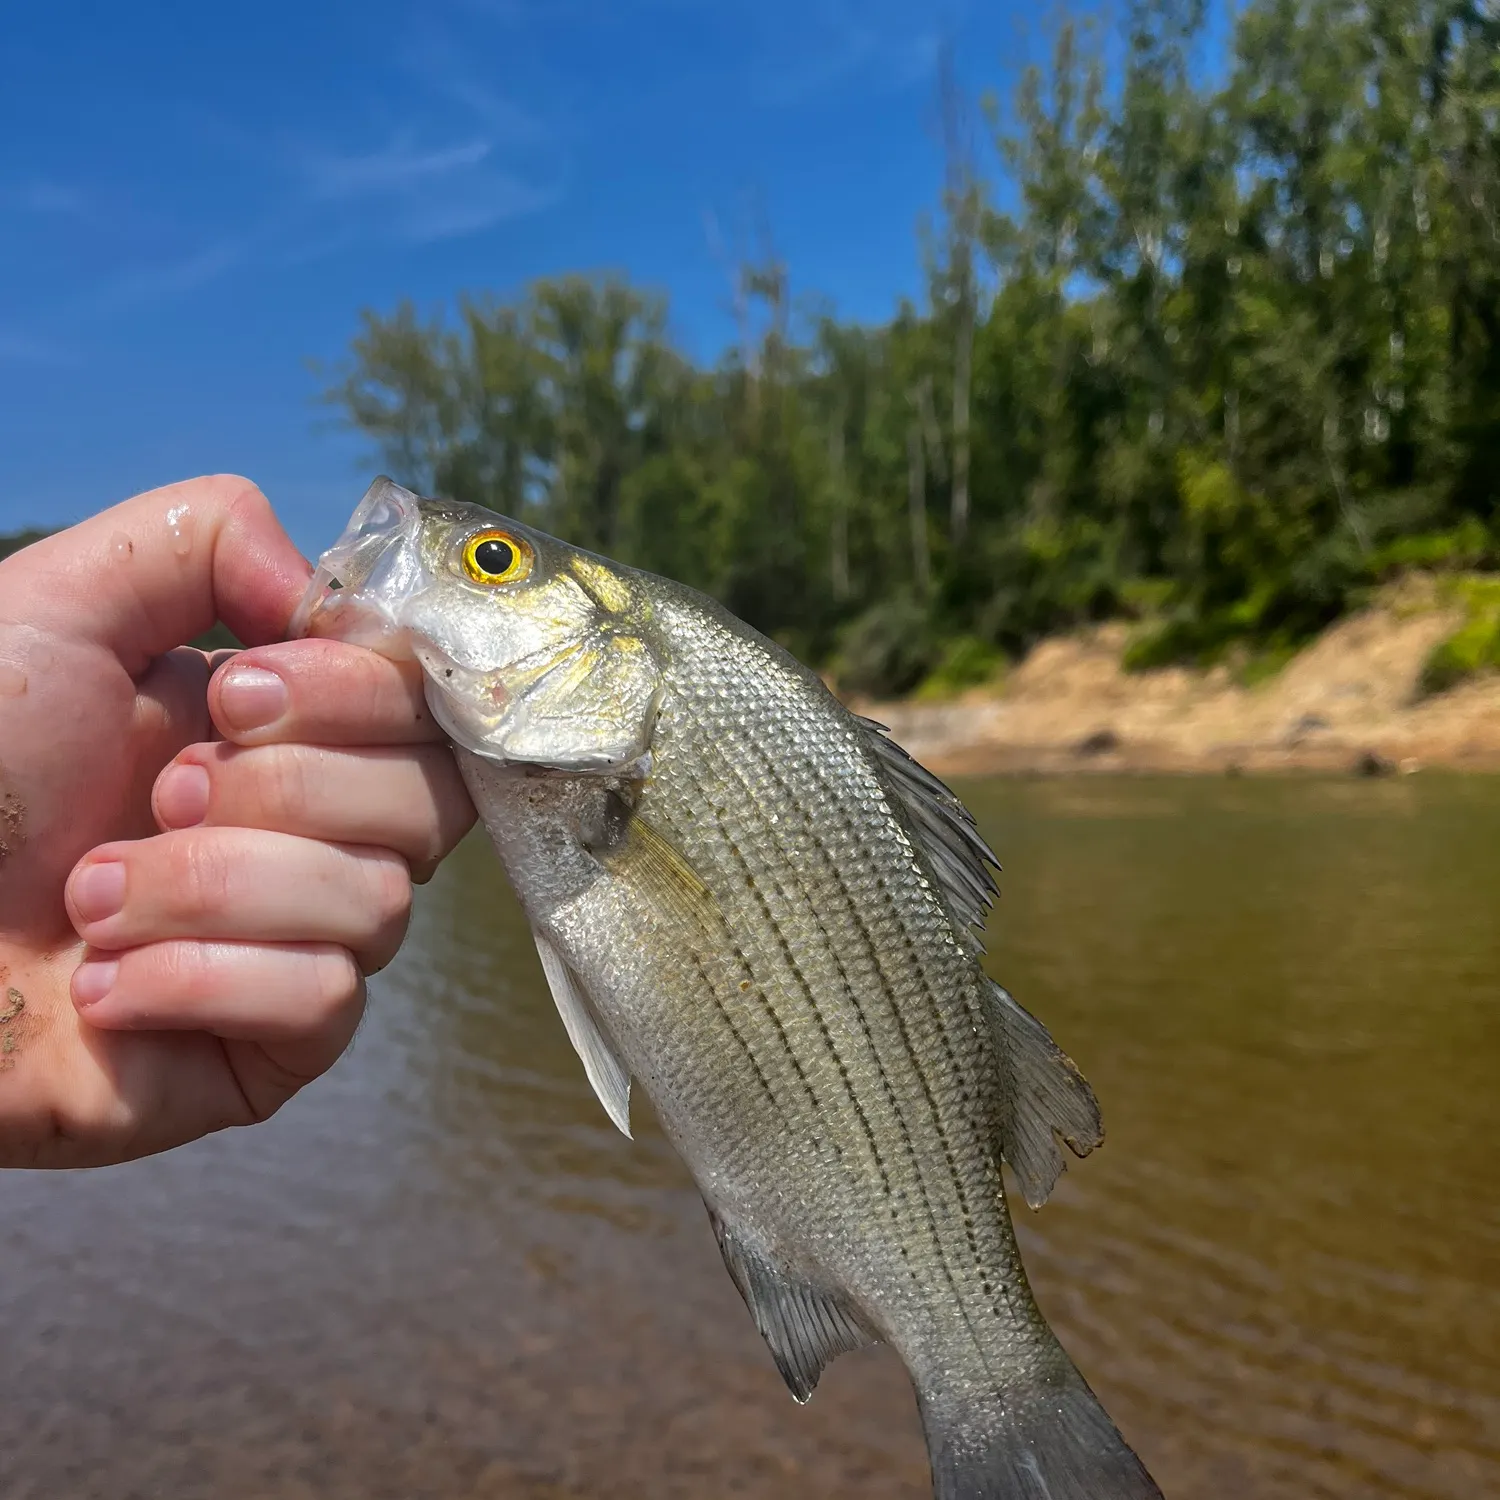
[532,931,633,1137]
[707,1206,877,1403]
[986,982,1103,1209]
[856,716,1000,947]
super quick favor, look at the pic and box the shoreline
[844,592,1500,779]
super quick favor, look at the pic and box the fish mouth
[290,476,423,655]
[289,564,348,637]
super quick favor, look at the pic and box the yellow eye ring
[461,528,532,586]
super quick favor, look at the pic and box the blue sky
[1,0,1060,558]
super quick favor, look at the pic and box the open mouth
[290,563,348,640]
[291,475,425,643]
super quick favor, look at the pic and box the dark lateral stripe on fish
[732,733,965,1284]
[802,775,1024,1366]
[711,805,893,1199]
[724,933,832,1137]
[714,730,995,1324]
[672,766,833,1129]
[824,770,1016,1345]
[686,950,782,1119]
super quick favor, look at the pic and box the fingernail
[71,861,126,924]
[156,762,211,828]
[73,959,120,1008]
[218,665,287,732]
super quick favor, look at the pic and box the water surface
[3,776,1496,1498]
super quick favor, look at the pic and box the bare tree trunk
[951,281,973,545]
[736,264,759,425]
[917,375,947,483]
[908,421,930,598]
[701,209,758,427]
[937,43,976,547]
[829,409,850,601]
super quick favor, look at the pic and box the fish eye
[461,529,531,586]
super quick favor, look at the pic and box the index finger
[0,474,311,677]
[210,638,446,747]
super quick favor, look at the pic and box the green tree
[326,0,1500,692]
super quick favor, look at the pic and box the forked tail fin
[918,1370,1162,1500]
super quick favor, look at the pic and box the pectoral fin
[987,981,1103,1209]
[590,797,724,941]
[707,1206,876,1403]
[532,931,632,1137]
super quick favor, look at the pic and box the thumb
[4,475,312,674]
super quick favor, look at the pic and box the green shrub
[1121,616,1203,672]
[833,598,938,698]
[913,636,1007,700]
[1418,577,1500,696]
[1369,519,1494,576]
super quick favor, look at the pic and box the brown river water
[3,776,1497,1499]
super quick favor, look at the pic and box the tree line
[328,0,1499,696]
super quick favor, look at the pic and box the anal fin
[707,1206,876,1403]
[533,931,633,1137]
[987,982,1104,1209]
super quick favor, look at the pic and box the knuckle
[341,647,393,723]
[258,745,317,827]
[168,473,265,534]
[208,473,269,517]
[150,939,210,994]
[366,851,413,926]
[311,947,363,1017]
[167,833,237,914]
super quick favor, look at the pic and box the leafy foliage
[1419,577,1500,695]
[327,0,1500,695]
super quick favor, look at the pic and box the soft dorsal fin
[707,1206,877,1403]
[532,931,633,1137]
[856,716,1000,946]
[986,982,1103,1209]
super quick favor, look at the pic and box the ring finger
[65,828,412,974]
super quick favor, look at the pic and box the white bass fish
[294,477,1162,1500]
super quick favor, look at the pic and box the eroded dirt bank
[849,589,1500,777]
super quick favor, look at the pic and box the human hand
[0,476,474,1168]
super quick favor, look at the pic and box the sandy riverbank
[846,582,1500,778]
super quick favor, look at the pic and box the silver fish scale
[582,587,1058,1387]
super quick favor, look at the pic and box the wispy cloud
[300,135,495,200]
[398,175,559,243]
[94,240,248,311]
[10,25,563,328]
[749,0,955,107]
[288,124,560,245]
[406,33,555,147]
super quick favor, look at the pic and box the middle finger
[152,740,474,880]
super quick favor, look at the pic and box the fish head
[294,476,663,773]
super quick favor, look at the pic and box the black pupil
[473,537,514,577]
